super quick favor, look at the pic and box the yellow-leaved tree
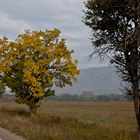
[0,29,79,114]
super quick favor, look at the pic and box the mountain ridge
[55,66,122,95]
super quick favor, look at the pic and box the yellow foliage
[0,28,80,105]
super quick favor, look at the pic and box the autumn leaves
[0,29,79,114]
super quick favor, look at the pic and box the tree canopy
[83,0,140,138]
[0,29,79,113]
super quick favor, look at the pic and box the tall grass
[0,100,137,140]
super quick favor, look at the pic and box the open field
[0,100,138,140]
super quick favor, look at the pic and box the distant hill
[55,66,121,95]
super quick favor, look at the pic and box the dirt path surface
[0,127,26,140]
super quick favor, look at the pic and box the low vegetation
[46,93,130,101]
[0,99,137,140]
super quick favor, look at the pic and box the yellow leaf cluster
[0,28,80,103]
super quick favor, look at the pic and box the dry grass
[0,99,137,140]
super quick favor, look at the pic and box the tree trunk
[133,87,140,140]
[138,126,140,140]
[29,105,37,116]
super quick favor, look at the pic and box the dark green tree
[0,80,5,96]
[83,0,140,138]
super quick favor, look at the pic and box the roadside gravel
[0,127,25,140]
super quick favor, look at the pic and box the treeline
[45,94,131,102]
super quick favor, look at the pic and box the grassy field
[0,100,137,140]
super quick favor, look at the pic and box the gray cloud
[0,0,108,68]
[0,12,32,38]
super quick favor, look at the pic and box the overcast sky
[0,0,108,69]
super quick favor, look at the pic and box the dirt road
[0,127,25,140]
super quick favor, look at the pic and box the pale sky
[0,0,108,69]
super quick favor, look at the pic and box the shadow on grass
[0,106,30,117]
